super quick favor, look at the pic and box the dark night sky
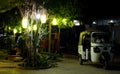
[85,0,120,18]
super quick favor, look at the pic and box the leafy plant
[18,53,58,69]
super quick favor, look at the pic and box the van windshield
[92,32,112,43]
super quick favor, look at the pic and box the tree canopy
[0,0,88,30]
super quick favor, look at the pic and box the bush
[18,52,59,69]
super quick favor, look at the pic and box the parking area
[0,55,120,74]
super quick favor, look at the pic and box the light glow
[74,20,80,26]
[52,18,57,25]
[110,20,114,23]
[36,13,41,19]
[13,29,17,34]
[22,17,28,28]
[28,26,31,31]
[33,25,37,30]
[40,14,47,24]
[93,21,96,24]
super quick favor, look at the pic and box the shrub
[18,52,59,69]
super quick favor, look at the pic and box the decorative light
[13,29,17,34]
[74,20,80,26]
[40,14,47,24]
[93,21,96,24]
[33,24,37,30]
[22,17,28,28]
[28,26,31,31]
[8,27,11,30]
[36,13,41,19]
[110,20,114,23]
[52,18,57,25]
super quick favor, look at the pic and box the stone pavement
[0,60,20,68]
[0,54,77,68]
[0,54,120,68]
[0,55,120,74]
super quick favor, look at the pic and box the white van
[78,30,114,69]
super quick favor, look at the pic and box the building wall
[92,18,120,45]
[92,18,120,26]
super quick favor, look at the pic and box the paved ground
[0,60,18,68]
[0,55,120,74]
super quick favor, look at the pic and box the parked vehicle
[78,30,114,69]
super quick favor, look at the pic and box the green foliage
[46,0,82,19]
[35,53,50,67]
[0,7,22,33]
[45,0,83,28]
[48,53,61,61]
[19,53,59,69]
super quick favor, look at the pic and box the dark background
[61,0,120,55]
[86,0,120,18]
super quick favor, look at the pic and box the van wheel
[103,60,109,69]
[100,54,109,70]
[100,57,108,69]
[79,55,83,65]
